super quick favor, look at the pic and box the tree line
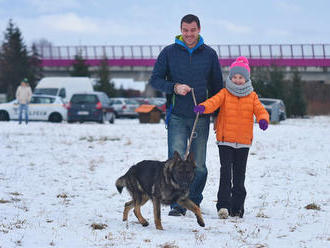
[0,20,306,117]
[251,66,307,117]
[0,20,118,100]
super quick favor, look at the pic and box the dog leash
[184,88,199,160]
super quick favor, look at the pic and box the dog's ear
[186,152,194,162]
[186,152,196,168]
[173,151,182,161]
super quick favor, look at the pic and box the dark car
[67,92,115,123]
[259,98,287,122]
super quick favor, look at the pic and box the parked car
[109,98,139,118]
[259,98,287,122]
[67,92,115,124]
[0,95,67,122]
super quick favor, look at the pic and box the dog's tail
[115,176,126,194]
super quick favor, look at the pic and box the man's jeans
[168,113,210,210]
[18,104,29,124]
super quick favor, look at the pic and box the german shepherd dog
[115,151,205,230]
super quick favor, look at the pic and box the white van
[34,77,94,103]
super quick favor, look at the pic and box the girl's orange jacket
[200,88,269,145]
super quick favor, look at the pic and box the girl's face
[231,74,246,85]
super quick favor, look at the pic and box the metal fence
[36,44,330,60]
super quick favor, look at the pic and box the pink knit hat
[229,56,250,80]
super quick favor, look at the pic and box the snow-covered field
[0,117,329,248]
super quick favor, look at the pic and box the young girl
[194,56,269,218]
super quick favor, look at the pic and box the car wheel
[49,113,63,123]
[109,113,115,124]
[0,111,9,121]
[98,113,106,124]
[67,120,75,123]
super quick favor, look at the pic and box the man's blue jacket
[149,35,223,118]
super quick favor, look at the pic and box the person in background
[16,78,32,124]
[194,56,269,218]
[149,14,223,216]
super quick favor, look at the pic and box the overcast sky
[0,0,328,47]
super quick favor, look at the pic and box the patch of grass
[158,241,179,248]
[10,192,22,196]
[305,203,321,210]
[80,136,120,142]
[57,193,68,199]
[0,199,10,204]
[256,211,270,218]
[91,223,107,230]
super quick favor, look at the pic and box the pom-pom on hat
[229,56,250,80]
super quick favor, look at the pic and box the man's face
[181,21,200,48]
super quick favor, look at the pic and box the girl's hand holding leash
[193,105,205,114]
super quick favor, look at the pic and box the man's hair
[181,14,200,29]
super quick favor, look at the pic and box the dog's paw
[156,224,164,230]
[197,217,205,227]
[141,221,149,227]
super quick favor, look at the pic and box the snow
[0,116,329,248]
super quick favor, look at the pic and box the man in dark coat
[149,14,223,216]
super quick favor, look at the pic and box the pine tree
[27,43,43,89]
[287,70,306,117]
[251,66,268,97]
[0,20,30,100]
[267,66,285,100]
[94,58,116,97]
[70,53,90,77]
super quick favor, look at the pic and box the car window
[71,94,98,104]
[99,93,109,104]
[260,100,276,105]
[30,97,41,104]
[34,88,58,96]
[59,88,66,98]
[124,99,138,104]
[30,96,55,104]
[103,96,110,104]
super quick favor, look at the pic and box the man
[15,78,32,124]
[149,14,223,216]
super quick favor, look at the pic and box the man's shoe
[168,207,186,216]
[218,208,229,219]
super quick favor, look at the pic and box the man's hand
[174,83,191,96]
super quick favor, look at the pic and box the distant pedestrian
[15,78,32,124]
[194,56,269,218]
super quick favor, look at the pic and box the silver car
[109,98,139,118]
[259,98,287,122]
